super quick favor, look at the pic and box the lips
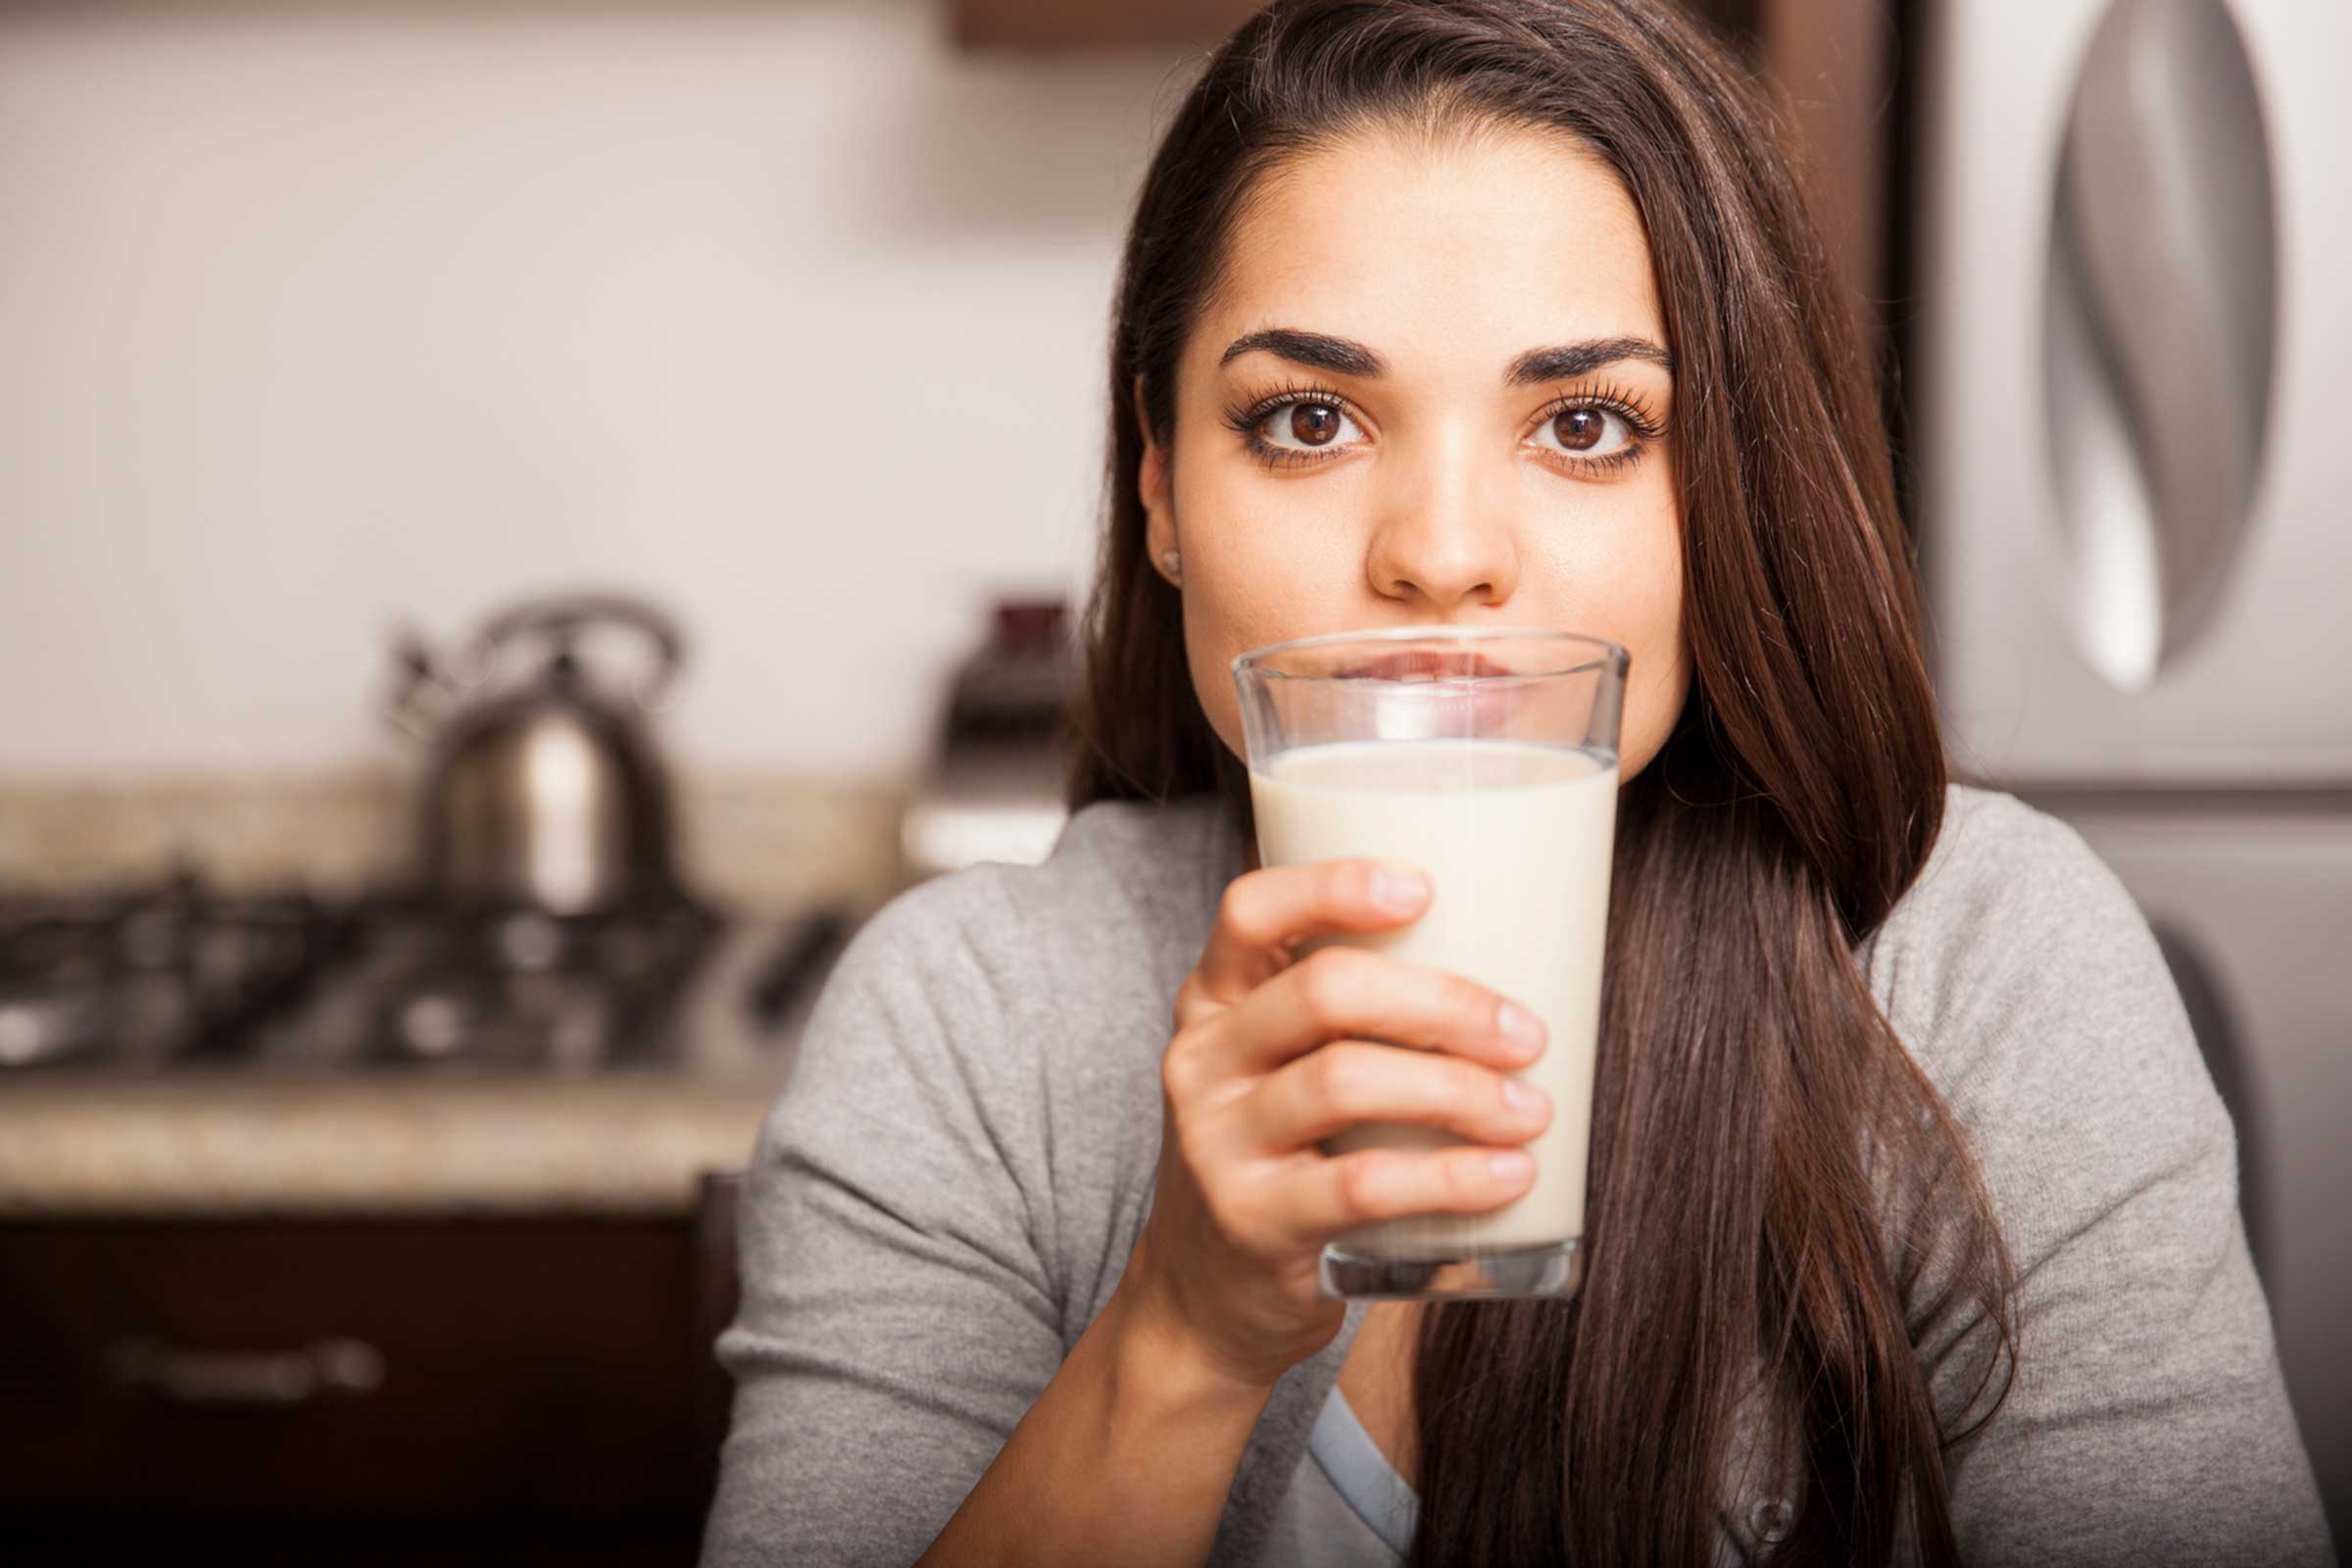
[1330,645,1533,735]
[1337,648,1515,681]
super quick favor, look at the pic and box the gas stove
[0,873,847,1076]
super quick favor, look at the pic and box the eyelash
[1216,378,1667,475]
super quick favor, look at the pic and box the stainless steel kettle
[387,593,685,915]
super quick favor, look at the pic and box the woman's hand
[1115,857,1553,1392]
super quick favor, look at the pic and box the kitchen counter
[0,765,901,1218]
[0,891,847,1218]
[0,1072,786,1218]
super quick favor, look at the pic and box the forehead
[1205,122,1663,368]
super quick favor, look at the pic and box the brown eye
[1534,402,1636,464]
[1289,403,1340,445]
[1553,409,1606,451]
[1255,398,1364,457]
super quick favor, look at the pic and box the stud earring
[1159,549,1183,582]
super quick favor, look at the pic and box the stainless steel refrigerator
[1915,0,2350,1538]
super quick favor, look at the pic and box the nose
[1363,423,1520,613]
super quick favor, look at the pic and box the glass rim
[1230,622,1630,683]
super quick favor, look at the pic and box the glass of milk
[1231,626,1627,1301]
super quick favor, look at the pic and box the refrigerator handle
[2043,0,2277,692]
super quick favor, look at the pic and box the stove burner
[385,972,615,1069]
[0,874,726,1073]
[350,900,713,1071]
[0,873,344,1069]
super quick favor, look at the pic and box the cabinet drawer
[0,1218,700,1521]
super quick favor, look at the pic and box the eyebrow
[1218,327,1673,383]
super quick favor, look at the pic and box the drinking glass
[1231,625,1628,1300]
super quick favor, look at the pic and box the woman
[705,1,2331,1564]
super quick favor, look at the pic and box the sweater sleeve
[1891,794,2333,1567]
[700,867,1067,1568]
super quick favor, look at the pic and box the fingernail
[1488,1151,1535,1184]
[1373,865,1430,911]
[1501,1076,1548,1120]
[1495,1000,1545,1055]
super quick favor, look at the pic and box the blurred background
[0,0,2341,1560]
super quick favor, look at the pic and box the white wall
[0,2,1198,777]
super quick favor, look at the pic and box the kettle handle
[384,622,456,742]
[464,592,686,709]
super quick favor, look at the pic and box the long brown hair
[1065,2,2015,1562]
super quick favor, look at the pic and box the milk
[1249,738,1617,1260]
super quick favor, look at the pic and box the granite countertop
[0,1072,786,1219]
[0,767,902,1221]
[0,921,822,1220]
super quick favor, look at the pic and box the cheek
[1618,516,1693,780]
[1182,568,1280,765]
[1614,584,1689,781]
[1607,511,1690,782]
[1169,457,1337,764]
[1524,495,1688,780]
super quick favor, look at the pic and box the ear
[1133,374,1176,566]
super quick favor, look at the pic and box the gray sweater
[704,783,2332,1567]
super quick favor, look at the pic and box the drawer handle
[105,1336,385,1408]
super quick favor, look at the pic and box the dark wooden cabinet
[954,0,1766,51]
[952,0,1264,49]
[0,1211,734,1565]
